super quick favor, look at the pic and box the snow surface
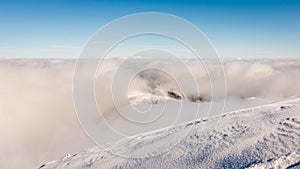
[40,98,300,169]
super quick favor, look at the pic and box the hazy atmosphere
[1,58,300,168]
[0,0,300,169]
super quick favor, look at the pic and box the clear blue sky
[0,0,299,58]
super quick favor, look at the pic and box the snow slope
[40,98,300,169]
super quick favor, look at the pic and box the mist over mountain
[1,58,300,169]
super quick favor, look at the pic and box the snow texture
[40,98,300,169]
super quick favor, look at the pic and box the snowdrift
[40,98,300,169]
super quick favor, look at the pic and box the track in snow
[40,98,300,169]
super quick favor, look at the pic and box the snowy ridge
[129,93,170,105]
[40,98,300,169]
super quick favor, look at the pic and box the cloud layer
[1,58,300,168]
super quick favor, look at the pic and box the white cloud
[0,45,81,58]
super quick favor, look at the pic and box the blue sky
[0,0,299,58]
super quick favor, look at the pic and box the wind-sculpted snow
[40,98,300,169]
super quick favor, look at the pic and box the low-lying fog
[1,58,300,169]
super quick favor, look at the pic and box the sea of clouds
[0,58,300,169]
